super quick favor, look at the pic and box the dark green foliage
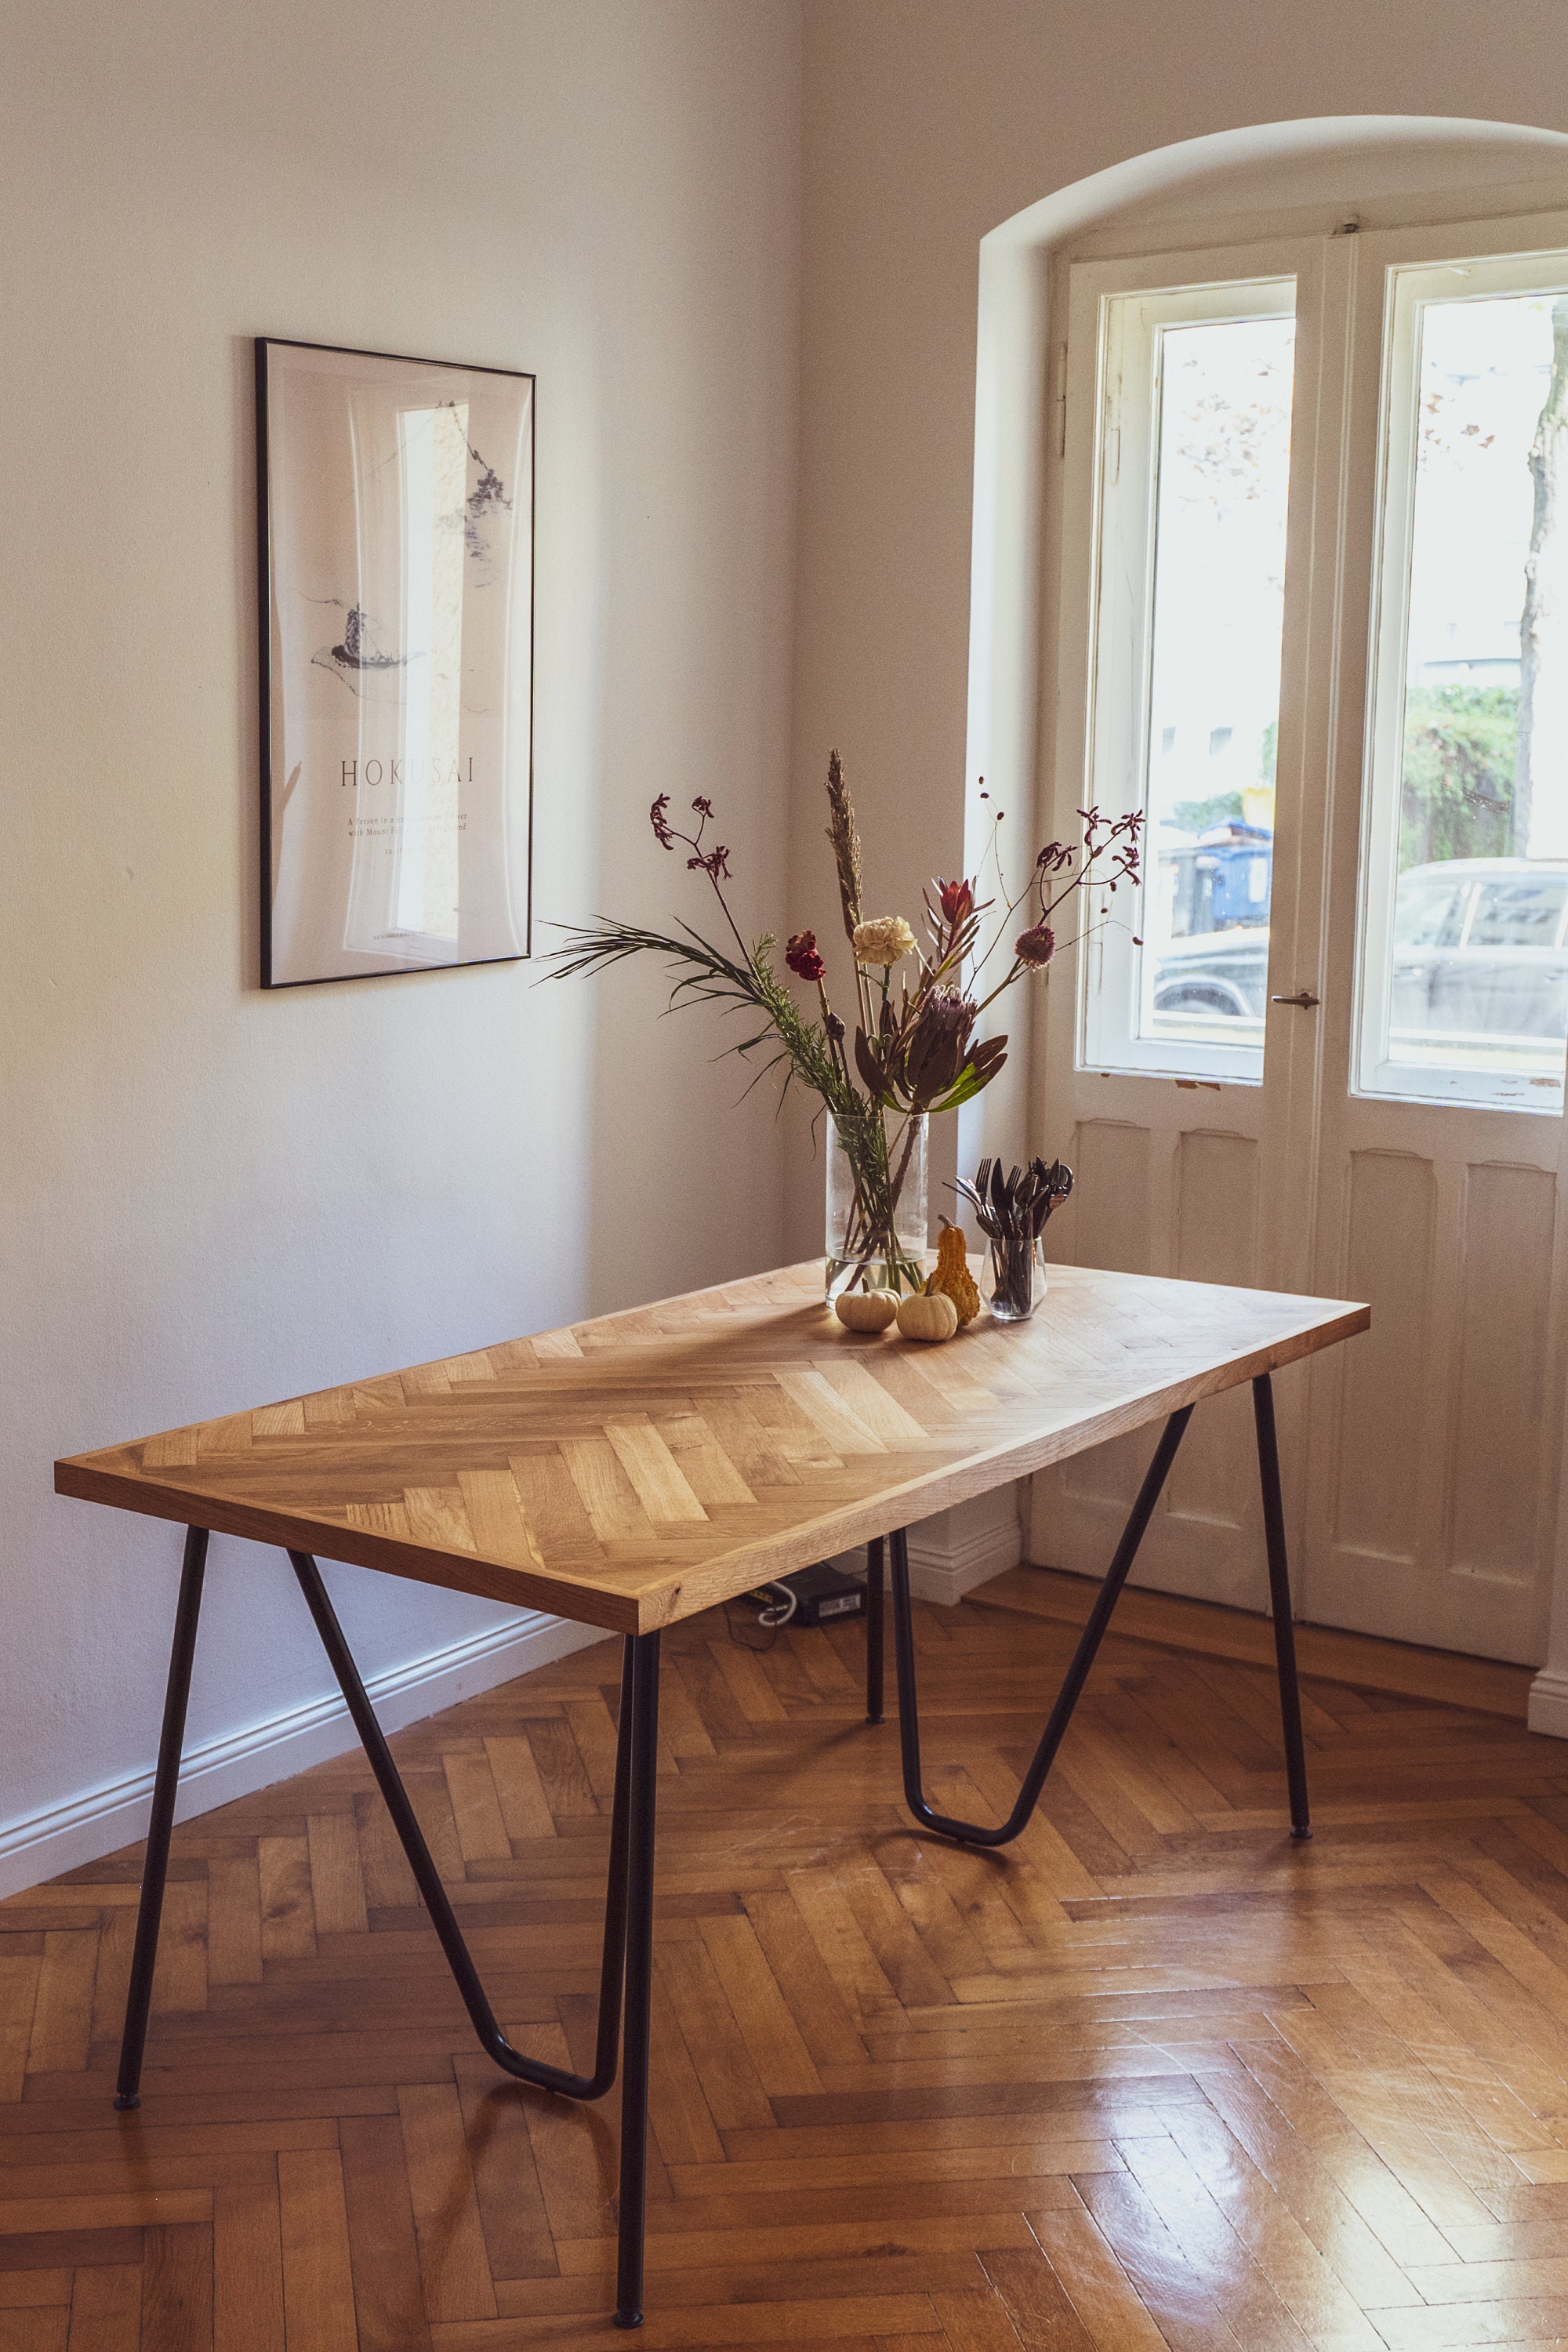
[1399,684,1517,870]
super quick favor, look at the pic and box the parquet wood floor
[3,1566,1566,2350]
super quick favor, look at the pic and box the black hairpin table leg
[288,1551,640,2100]
[1253,1374,1312,1840]
[115,1526,209,2108]
[118,1537,662,2328]
[865,1536,884,1724]
[888,1408,1194,1847]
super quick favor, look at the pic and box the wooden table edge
[53,1298,1368,1635]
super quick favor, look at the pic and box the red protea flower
[786,930,826,982]
[938,877,974,926]
[1015,922,1055,969]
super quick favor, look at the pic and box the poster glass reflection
[257,338,534,986]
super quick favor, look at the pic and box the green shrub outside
[1399,684,1517,869]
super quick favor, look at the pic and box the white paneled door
[1030,213,1568,1664]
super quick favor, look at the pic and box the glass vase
[825,1112,928,1301]
[983,1233,1044,1323]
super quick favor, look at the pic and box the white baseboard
[0,1607,613,1902]
[833,1483,1024,1606]
[1529,1667,1568,1740]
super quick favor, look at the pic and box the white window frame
[1355,222,1568,1112]
[1067,242,1317,1085]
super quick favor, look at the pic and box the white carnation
[852,916,916,968]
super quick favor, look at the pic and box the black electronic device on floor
[771,1560,864,1627]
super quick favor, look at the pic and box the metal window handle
[1271,989,1320,1008]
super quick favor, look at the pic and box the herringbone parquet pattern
[1,1566,1563,2351]
[55,1263,1366,1629]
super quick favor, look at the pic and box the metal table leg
[117,1533,641,2111]
[614,1629,662,2331]
[289,1551,640,2101]
[865,1536,884,1724]
[117,1534,663,2330]
[887,1379,1316,1849]
[887,1409,1194,1846]
[115,1527,209,2108]
[1253,1374,1312,1840]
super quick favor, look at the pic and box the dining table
[55,1257,1369,2328]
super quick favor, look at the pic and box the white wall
[0,0,801,1891]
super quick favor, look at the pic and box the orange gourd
[926,1220,980,1325]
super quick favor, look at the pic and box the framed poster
[256,338,534,986]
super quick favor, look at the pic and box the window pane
[1079,269,1296,1084]
[1367,281,1568,1100]
[1141,314,1295,1052]
[1394,874,1468,948]
[1468,875,1567,947]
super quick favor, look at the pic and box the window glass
[1079,269,1298,1085]
[1393,874,1468,948]
[1468,874,1568,947]
[1142,314,1295,1056]
[1361,271,1568,1104]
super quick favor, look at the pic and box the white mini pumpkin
[834,1287,900,1333]
[896,1290,960,1344]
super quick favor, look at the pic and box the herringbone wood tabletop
[0,1568,1559,2352]
[53,1265,1367,1633]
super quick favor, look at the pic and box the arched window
[972,125,1568,1668]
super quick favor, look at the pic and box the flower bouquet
[549,753,1141,1299]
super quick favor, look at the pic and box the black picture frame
[256,336,535,989]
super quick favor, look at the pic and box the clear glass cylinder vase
[825,1112,928,1301]
[983,1233,1044,1323]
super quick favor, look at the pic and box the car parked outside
[1149,926,1269,1023]
[1389,858,1568,1050]
[1147,855,1568,1064]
